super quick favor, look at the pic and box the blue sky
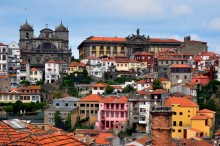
[0,0,220,58]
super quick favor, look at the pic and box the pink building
[191,75,210,85]
[95,96,128,131]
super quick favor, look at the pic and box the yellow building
[188,109,216,138]
[160,77,171,93]
[165,97,199,138]
[67,61,86,75]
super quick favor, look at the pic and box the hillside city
[0,21,220,146]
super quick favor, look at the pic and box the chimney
[150,106,173,146]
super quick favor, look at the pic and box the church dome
[55,22,68,32]
[20,20,33,31]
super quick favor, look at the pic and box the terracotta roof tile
[88,36,126,42]
[191,115,207,120]
[170,64,191,68]
[95,133,114,145]
[46,59,57,63]
[192,75,210,79]
[93,83,108,87]
[151,89,167,94]
[160,77,169,81]
[149,38,181,43]
[0,42,5,46]
[165,97,198,107]
[68,61,86,67]
[101,96,128,103]
[80,94,104,102]
[135,136,151,144]
[31,68,39,71]
[188,128,203,133]
[134,52,153,56]
[136,90,151,95]
[197,109,216,114]
[136,80,147,84]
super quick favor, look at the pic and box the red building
[134,52,154,68]
[191,75,210,85]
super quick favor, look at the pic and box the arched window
[25,33,29,39]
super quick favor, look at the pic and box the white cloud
[209,18,220,31]
[172,4,193,16]
[190,34,200,40]
[93,0,165,18]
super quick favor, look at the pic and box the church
[19,21,72,69]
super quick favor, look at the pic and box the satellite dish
[177,79,182,83]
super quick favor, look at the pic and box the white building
[136,80,149,91]
[20,61,30,81]
[92,83,107,94]
[45,60,60,83]
[0,43,8,76]
[8,42,20,86]
[29,68,43,84]
[101,58,116,73]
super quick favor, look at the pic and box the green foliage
[103,71,109,80]
[20,80,30,86]
[54,111,64,129]
[118,131,126,138]
[71,56,80,62]
[36,80,44,85]
[64,113,72,131]
[152,78,163,90]
[82,69,88,77]
[0,101,47,115]
[122,84,135,93]
[5,105,13,113]
[105,85,114,94]
[68,87,78,97]
[54,91,62,99]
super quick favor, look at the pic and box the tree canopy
[152,78,163,90]
[105,85,114,94]
[122,84,135,93]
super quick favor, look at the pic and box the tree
[122,84,135,93]
[152,78,163,90]
[205,99,216,111]
[82,69,88,77]
[68,87,78,97]
[54,111,64,129]
[5,105,13,115]
[13,100,23,114]
[20,80,30,86]
[54,91,62,99]
[64,114,72,131]
[105,85,114,94]
[36,80,44,85]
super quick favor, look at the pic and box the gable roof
[165,97,198,107]
[151,89,167,94]
[93,83,108,87]
[191,115,207,120]
[197,109,216,114]
[101,96,128,103]
[68,61,86,67]
[170,64,191,68]
[80,94,103,102]
[46,59,57,63]
[95,133,114,145]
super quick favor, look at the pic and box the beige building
[67,61,86,75]
[78,94,103,125]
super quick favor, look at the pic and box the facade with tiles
[78,29,182,59]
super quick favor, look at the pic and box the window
[66,103,69,107]
[9,96,13,100]
[172,129,175,132]
[121,112,124,117]
[0,95,2,100]
[106,112,109,117]
[179,112,183,115]
[74,103,77,106]
[56,103,59,106]
[184,75,187,79]
[111,112,114,117]
[173,112,176,115]
[91,104,94,107]
[116,112,119,117]
[179,121,183,126]
[80,104,85,107]
[173,121,176,126]
[87,104,89,107]
[188,115,190,117]
[91,110,93,114]
[178,129,181,133]
[94,87,97,90]
[139,117,145,121]
[188,110,190,113]
[80,110,85,114]
[4,95,7,100]
[176,75,179,79]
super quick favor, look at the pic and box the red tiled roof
[151,89,167,94]
[134,52,153,56]
[197,109,216,114]
[129,58,138,63]
[31,68,39,71]
[171,138,212,146]
[157,57,187,61]
[80,94,103,102]
[111,85,123,89]
[170,64,191,68]
[0,42,5,46]
[192,75,210,79]
[149,38,181,43]
[88,36,126,42]
[199,51,217,57]
[68,61,86,67]
[46,59,57,63]
[136,80,147,84]
[93,83,108,87]
[95,133,114,145]
[165,97,198,107]
[135,136,151,144]
[74,129,101,135]
[188,128,203,133]
[101,58,114,61]
[192,56,203,61]
[136,90,151,95]
[101,96,128,103]
[191,115,207,120]
[160,77,169,81]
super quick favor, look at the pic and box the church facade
[19,21,72,69]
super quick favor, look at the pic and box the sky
[0,0,220,58]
